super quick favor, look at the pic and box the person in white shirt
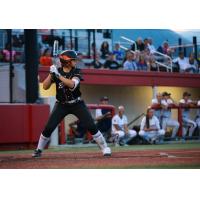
[139,108,165,144]
[161,92,180,139]
[112,105,137,146]
[147,37,156,53]
[123,51,137,71]
[179,92,197,138]
[173,51,196,73]
[196,100,200,134]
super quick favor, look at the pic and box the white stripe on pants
[139,129,165,141]
[182,117,197,137]
[162,118,180,138]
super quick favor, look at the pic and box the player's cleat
[93,131,112,156]
[32,149,42,158]
[103,147,111,157]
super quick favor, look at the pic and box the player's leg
[139,130,150,142]
[186,119,197,137]
[112,130,125,146]
[72,101,111,156]
[157,129,165,142]
[166,119,180,139]
[124,129,137,144]
[182,118,189,139]
[32,103,68,157]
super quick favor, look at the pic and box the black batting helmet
[59,50,78,63]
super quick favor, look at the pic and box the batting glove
[50,65,61,78]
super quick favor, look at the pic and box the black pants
[42,100,98,138]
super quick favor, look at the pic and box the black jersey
[52,67,83,103]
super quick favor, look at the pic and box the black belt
[57,97,81,105]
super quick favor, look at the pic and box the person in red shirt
[39,48,53,66]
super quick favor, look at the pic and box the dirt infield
[1,145,200,168]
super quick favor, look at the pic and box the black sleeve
[73,68,84,81]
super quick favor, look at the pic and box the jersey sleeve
[73,68,84,81]
[95,109,102,118]
[167,99,173,104]
[161,99,168,106]
[179,99,185,104]
[112,115,118,125]
[151,99,158,104]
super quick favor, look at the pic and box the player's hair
[145,108,154,128]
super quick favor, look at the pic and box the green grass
[1,141,200,155]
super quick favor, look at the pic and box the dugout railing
[151,104,200,138]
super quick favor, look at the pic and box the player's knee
[159,129,165,136]
[139,130,145,136]
[87,124,98,135]
[129,130,137,138]
[117,131,125,138]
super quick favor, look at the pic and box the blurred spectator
[147,37,156,53]
[90,53,103,69]
[123,51,137,70]
[148,57,158,71]
[112,43,124,61]
[2,43,16,62]
[131,37,145,51]
[100,41,110,59]
[157,41,174,56]
[179,92,197,139]
[173,51,196,73]
[112,105,137,146]
[76,52,86,69]
[95,96,112,142]
[39,48,52,66]
[161,92,180,140]
[143,38,149,50]
[187,52,198,73]
[136,53,148,71]
[104,53,120,70]
[139,108,165,144]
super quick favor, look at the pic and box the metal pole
[193,36,197,59]
[92,29,96,63]
[69,29,73,49]
[74,29,78,51]
[24,29,39,103]
[7,29,14,103]
[178,38,182,53]
[62,31,65,50]
[87,29,91,58]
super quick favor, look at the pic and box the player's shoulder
[152,98,158,104]
[72,68,84,80]
[179,99,185,103]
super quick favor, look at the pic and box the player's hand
[50,65,60,78]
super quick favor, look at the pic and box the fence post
[193,36,197,59]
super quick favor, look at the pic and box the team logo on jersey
[58,82,64,89]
